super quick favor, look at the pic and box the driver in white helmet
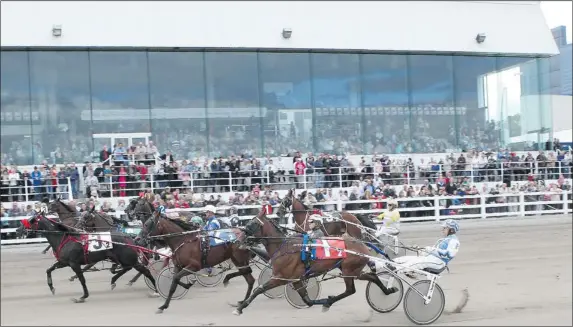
[203,205,221,231]
[391,219,460,273]
[374,198,401,239]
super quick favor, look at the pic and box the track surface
[2,215,572,326]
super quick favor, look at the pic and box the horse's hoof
[68,277,75,282]
[227,301,242,308]
[322,305,331,313]
[156,309,164,314]
[50,288,56,295]
[127,282,134,287]
[232,309,242,316]
[223,280,229,288]
[111,283,116,290]
[148,292,160,298]
[41,251,47,255]
[388,287,398,295]
[71,298,85,303]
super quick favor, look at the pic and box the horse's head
[276,188,295,218]
[18,214,43,238]
[244,207,286,240]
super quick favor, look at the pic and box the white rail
[2,190,571,245]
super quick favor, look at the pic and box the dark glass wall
[0,50,551,165]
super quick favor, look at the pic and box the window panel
[361,54,409,154]
[408,55,455,153]
[89,51,151,135]
[311,53,362,155]
[259,52,312,155]
[29,51,93,164]
[148,52,207,159]
[453,56,498,151]
[1,51,34,165]
[205,52,262,157]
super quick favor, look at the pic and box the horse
[16,212,158,303]
[126,197,155,224]
[276,189,365,238]
[231,208,398,315]
[39,198,82,254]
[137,211,256,314]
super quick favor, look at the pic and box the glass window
[452,56,498,152]
[205,52,262,157]
[408,55,455,153]
[259,52,312,155]
[148,51,207,159]
[311,53,362,155]
[29,51,93,165]
[0,51,34,165]
[361,54,409,154]
[493,57,545,149]
[89,51,151,136]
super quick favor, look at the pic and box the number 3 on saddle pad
[208,230,237,247]
[87,232,113,252]
[313,239,347,260]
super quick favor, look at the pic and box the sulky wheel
[365,271,404,313]
[195,260,232,287]
[156,266,192,300]
[258,265,284,299]
[403,280,445,325]
[284,277,321,309]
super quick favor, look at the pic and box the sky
[540,1,573,43]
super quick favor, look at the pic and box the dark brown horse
[41,198,82,254]
[276,189,364,238]
[16,213,158,303]
[138,211,256,314]
[232,209,397,315]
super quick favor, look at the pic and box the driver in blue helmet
[390,219,460,273]
[156,205,166,216]
[203,205,221,231]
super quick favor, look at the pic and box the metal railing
[2,190,571,245]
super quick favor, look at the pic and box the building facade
[0,1,560,165]
[547,26,573,96]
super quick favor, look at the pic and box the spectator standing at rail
[30,166,42,201]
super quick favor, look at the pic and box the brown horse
[41,198,83,254]
[232,209,397,315]
[276,189,364,238]
[138,211,256,314]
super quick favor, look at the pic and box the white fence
[2,160,571,203]
[2,190,571,245]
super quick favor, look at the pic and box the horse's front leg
[46,261,67,295]
[41,245,52,255]
[233,276,288,315]
[156,263,198,314]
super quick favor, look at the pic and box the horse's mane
[165,217,198,231]
[57,200,78,213]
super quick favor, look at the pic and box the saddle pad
[208,229,237,247]
[312,239,347,260]
[301,235,347,261]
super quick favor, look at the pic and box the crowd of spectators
[1,144,571,204]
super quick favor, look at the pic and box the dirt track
[2,215,571,326]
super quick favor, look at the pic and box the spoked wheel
[144,259,169,291]
[365,272,404,313]
[403,280,445,325]
[195,260,232,287]
[156,266,193,300]
[284,278,321,309]
[258,266,284,299]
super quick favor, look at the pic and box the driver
[374,198,400,239]
[392,219,460,273]
[203,205,221,231]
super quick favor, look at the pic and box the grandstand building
[0,1,560,165]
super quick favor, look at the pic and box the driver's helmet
[230,205,238,214]
[204,205,217,214]
[156,205,166,215]
[442,219,459,233]
[387,198,398,209]
[190,216,204,226]
[230,216,240,227]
